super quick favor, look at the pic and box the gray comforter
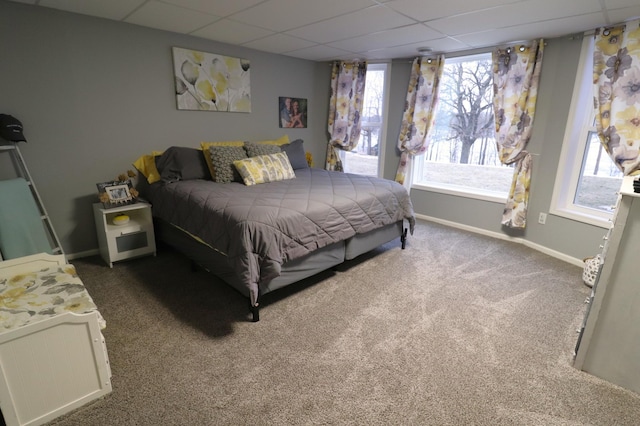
[146,168,415,303]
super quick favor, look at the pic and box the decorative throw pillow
[255,134,290,146]
[582,254,601,288]
[244,141,281,158]
[156,146,209,183]
[133,151,164,184]
[233,152,296,186]
[209,146,248,183]
[280,139,309,170]
[200,140,245,180]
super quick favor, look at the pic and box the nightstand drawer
[115,230,148,253]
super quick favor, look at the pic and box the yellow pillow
[133,151,163,184]
[256,134,290,146]
[200,141,245,180]
[233,152,295,186]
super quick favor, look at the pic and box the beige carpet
[49,220,640,425]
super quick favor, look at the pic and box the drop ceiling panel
[455,13,606,47]
[125,1,218,34]
[8,0,626,61]
[242,33,318,55]
[192,18,275,45]
[230,0,376,32]
[160,0,265,17]
[360,39,468,60]
[329,24,442,53]
[428,0,603,36]
[604,0,640,8]
[381,37,472,57]
[284,5,416,44]
[387,0,521,22]
[607,6,640,24]
[286,45,357,62]
[39,0,146,21]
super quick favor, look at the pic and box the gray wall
[1,0,606,262]
[0,1,330,255]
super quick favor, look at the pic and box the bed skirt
[154,218,405,320]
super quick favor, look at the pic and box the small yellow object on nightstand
[112,214,130,226]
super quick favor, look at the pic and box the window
[342,63,389,177]
[551,36,623,228]
[412,53,511,202]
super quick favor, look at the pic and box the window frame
[550,34,616,229]
[410,51,508,204]
[340,62,390,178]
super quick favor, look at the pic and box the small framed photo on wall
[279,97,307,128]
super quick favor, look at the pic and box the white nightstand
[93,202,156,267]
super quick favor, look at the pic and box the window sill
[411,182,507,204]
[549,206,612,229]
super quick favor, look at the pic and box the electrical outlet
[538,212,547,225]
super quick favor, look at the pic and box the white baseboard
[68,217,584,268]
[66,249,99,261]
[414,213,584,268]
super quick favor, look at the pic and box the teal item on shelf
[0,178,52,259]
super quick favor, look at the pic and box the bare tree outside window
[415,53,513,195]
[439,60,494,165]
[418,49,622,214]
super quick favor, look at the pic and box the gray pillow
[244,141,281,158]
[156,146,209,183]
[208,146,248,183]
[280,139,309,170]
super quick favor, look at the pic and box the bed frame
[155,218,408,321]
[0,253,111,426]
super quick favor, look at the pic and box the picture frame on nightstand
[96,181,136,209]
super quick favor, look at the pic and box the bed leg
[250,302,260,322]
[401,228,408,249]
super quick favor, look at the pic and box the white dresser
[0,253,112,426]
[574,176,640,394]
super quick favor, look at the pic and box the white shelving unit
[1,143,63,260]
[574,176,640,394]
[93,202,156,267]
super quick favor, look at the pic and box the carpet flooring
[48,219,640,425]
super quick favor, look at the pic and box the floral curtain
[395,56,445,186]
[492,39,544,228]
[325,61,367,171]
[593,19,640,176]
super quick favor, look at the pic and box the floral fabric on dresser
[0,265,105,331]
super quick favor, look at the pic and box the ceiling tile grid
[13,0,640,61]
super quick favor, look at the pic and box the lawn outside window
[550,35,622,228]
[411,52,511,203]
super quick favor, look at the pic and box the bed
[136,140,415,321]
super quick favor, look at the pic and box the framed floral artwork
[173,47,251,112]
